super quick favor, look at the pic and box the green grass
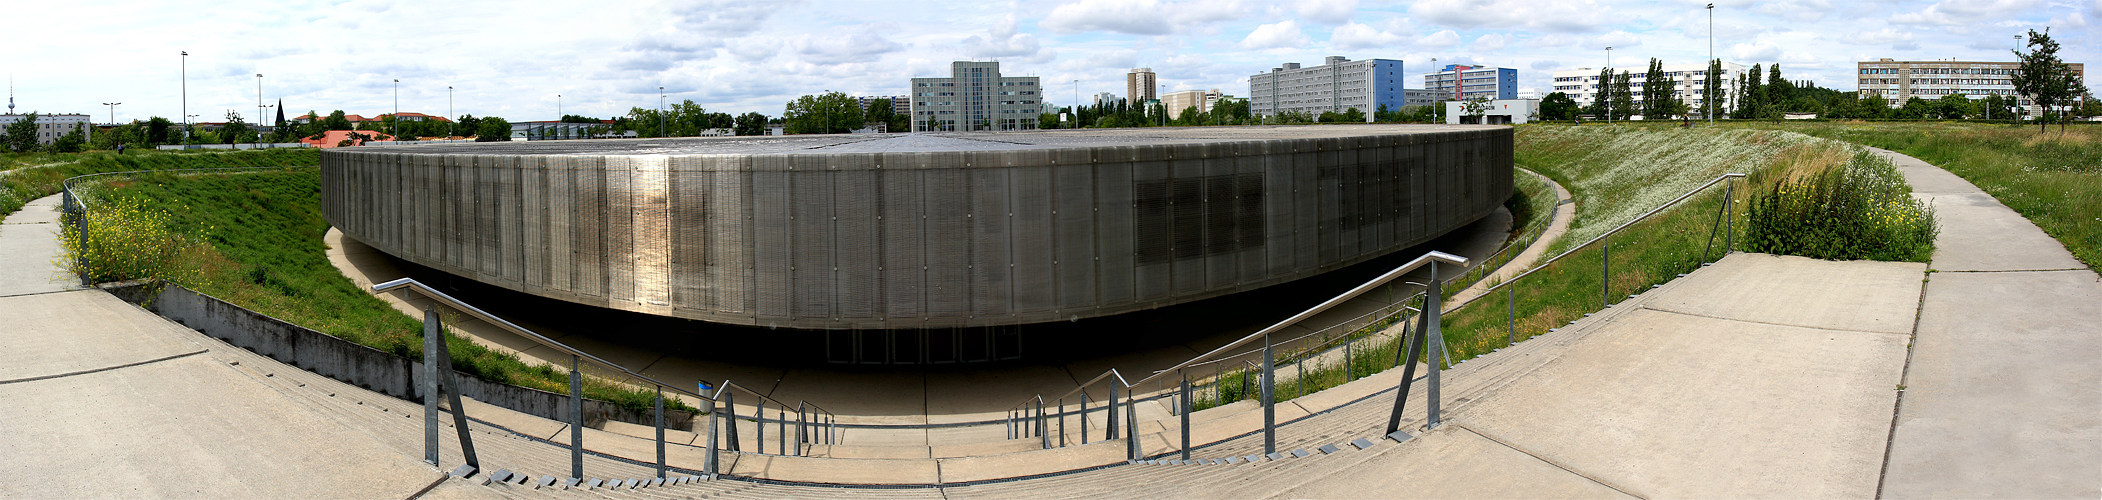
[0,149,319,217]
[71,168,692,414]
[1188,123,1896,411]
[1732,121,2102,271]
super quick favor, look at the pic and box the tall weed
[1743,151,1936,262]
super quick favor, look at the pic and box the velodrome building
[322,126,1512,331]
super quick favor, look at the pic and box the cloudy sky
[5,0,2094,124]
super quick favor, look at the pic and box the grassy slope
[88,169,686,413]
[0,149,320,216]
[1739,121,2102,270]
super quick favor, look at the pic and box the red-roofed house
[299,130,394,148]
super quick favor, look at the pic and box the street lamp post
[181,51,189,145]
[447,86,454,139]
[1707,4,1715,125]
[258,103,273,144]
[1072,79,1079,128]
[100,102,119,145]
[1605,47,1614,123]
[660,86,667,138]
[256,74,265,136]
[392,79,400,139]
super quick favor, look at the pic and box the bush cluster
[1743,151,1938,262]
[61,194,210,286]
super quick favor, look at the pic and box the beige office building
[0,113,92,145]
[1857,58,2084,115]
[1161,89,1222,115]
[1127,68,1157,105]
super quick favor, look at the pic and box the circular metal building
[323,125,1512,330]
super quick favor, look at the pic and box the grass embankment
[1740,121,2101,270]
[0,149,318,216]
[1194,124,1893,411]
[70,169,691,413]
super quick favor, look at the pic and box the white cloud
[793,28,904,65]
[1296,0,1358,25]
[1329,22,1404,49]
[1732,41,1783,62]
[1241,20,1312,49]
[1410,0,1608,33]
[1842,28,1914,46]
[1040,0,1252,35]
[964,15,1044,59]
[1417,30,1462,48]
[1474,33,1511,51]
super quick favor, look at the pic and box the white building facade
[1857,58,2084,116]
[1551,62,1745,119]
[0,113,92,145]
[1249,56,1408,118]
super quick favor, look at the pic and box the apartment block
[1249,56,1407,119]
[856,95,911,117]
[1857,58,2084,115]
[1422,65,1519,101]
[910,61,1042,132]
[0,113,91,145]
[1161,89,1223,115]
[1550,62,1746,118]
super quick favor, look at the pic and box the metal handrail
[1456,172,1745,304]
[374,278,717,403]
[1024,250,1468,412]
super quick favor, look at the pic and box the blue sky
[4,0,2094,123]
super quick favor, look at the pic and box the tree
[559,115,600,124]
[322,110,354,131]
[1340,107,1366,123]
[865,98,899,133]
[218,110,255,144]
[4,113,38,153]
[1460,97,1492,123]
[1591,66,1614,119]
[783,91,865,134]
[475,116,511,142]
[2012,28,2090,133]
[734,112,768,136]
[1937,93,1976,119]
[1897,97,1934,119]
[1641,58,1670,119]
[1540,92,1580,121]
[1611,71,1637,120]
[49,123,87,153]
[1762,64,1793,119]
[1704,59,1724,121]
[1736,63,1763,119]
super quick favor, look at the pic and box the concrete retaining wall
[105,282,695,431]
[324,126,1514,330]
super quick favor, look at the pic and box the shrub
[61,193,211,286]
[1743,150,1937,262]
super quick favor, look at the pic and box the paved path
[1873,148,2102,498]
[1449,167,1575,307]
[0,195,441,498]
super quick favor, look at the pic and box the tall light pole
[100,102,119,145]
[447,86,454,138]
[1072,79,1079,128]
[1707,4,1715,125]
[1605,47,1614,123]
[256,73,265,133]
[258,103,273,144]
[659,86,667,138]
[181,51,189,145]
[392,79,400,139]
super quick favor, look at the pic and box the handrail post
[1262,335,1276,455]
[757,399,766,455]
[1037,398,1049,449]
[704,398,720,478]
[1125,389,1140,462]
[777,404,786,456]
[1426,262,1445,429]
[1081,392,1091,444]
[1701,180,1732,263]
[654,386,667,478]
[795,402,806,457]
[569,354,583,479]
[422,308,441,466]
[1722,179,1738,253]
[1386,294,1429,435]
[1058,398,1067,448]
[1345,331,1355,381]
[724,391,740,452]
[1508,288,1517,345]
[1107,385,1119,440]
[1602,234,1612,307]
[1179,373,1191,461]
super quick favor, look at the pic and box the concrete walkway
[1873,148,2102,498]
[0,195,441,498]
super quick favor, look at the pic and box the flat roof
[346,124,1506,156]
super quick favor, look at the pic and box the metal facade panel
[547,156,574,292]
[1053,164,1095,312]
[604,157,638,304]
[1093,162,1134,307]
[629,156,671,312]
[1010,166,1054,315]
[669,161,710,312]
[923,167,969,319]
[1129,160,1170,301]
[790,169,835,320]
[834,167,880,321]
[751,168,792,321]
[522,156,548,289]
[1203,160,1236,289]
[880,168,925,321]
[969,168,1012,319]
[709,166,750,316]
[573,157,607,298]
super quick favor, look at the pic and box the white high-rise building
[1551,62,1746,118]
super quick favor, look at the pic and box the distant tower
[1126,68,1156,105]
[8,75,14,114]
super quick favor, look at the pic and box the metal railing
[373,278,837,480]
[1008,250,1471,461]
[1007,172,1748,463]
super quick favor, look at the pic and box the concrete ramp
[1283,254,1924,498]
